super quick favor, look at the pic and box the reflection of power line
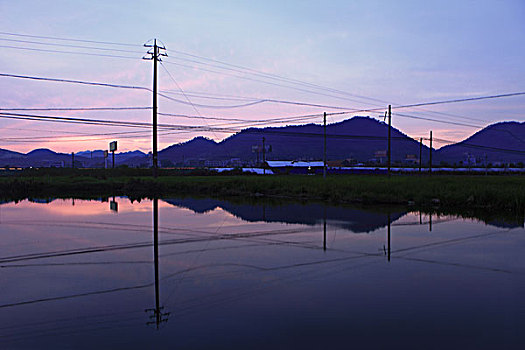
[0,227,318,264]
[0,260,151,268]
[0,282,151,309]
[392,229,511,255]
[395,255,515,274]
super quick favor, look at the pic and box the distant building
[404,154,418,165]
[267,160,324,175]
[374,150,387,164]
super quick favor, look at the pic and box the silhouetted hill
[0,148,24,159]
[436,121,525,164]
[160,136,218,162]
[1,118,523,167]
[158,117,430,164]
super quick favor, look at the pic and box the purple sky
[1,0,524,153]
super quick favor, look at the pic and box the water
[0,198,523,349]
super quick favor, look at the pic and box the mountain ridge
[1,117,523,167]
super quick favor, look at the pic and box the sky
[1,0,524,153]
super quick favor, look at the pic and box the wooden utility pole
[262,136,266,174]
[323,112,327,178]
[429,131,433,174]
[71,152,75,168]
[419,137,422,174]
[144,39,167,178]
[152,40,158,177]
[387,105,392,177]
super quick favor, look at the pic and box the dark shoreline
[1,170,524,225]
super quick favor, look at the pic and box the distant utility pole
[323,112,327,178]
[71,152,75,168]
[429,130,433,174]
[144,39,167,178]
[387,105,391,177]
[419,137,423,174]
[262,136,266,174]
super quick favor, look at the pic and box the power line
[393,112,483,128]
[0,37,144,54]
[165,48,391,106]
[0,73,150,91]
[157,92,267,109]
[0,31,137,47]
[0,45,140,60]
[163,60,385,106]
[0,107,151,112]
[393,92,525,110]
[326,91,525,117]
[0,31,389,107]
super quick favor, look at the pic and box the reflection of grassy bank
[1,171,524,217]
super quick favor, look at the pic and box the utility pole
[429,130,433,174]
[419,138,422,174]
[387,105,391,177]
[71,152,75,168]
[262,136,266,175]
[144,39,167,178]
[323,112,327,179]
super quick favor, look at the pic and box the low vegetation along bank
[1,170,524,216]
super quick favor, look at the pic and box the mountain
[76,150,146,160]
[157,117,430,165]
[436,121,525,164]
[160,136,218,161]
[1,118,523,168]
[76,150,106,158]
[0,148,24,159]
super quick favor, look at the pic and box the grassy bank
[1,171,524,216]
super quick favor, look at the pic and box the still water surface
[0,198,524,349]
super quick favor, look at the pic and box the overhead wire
[0,37,144,54]
[0,45,140,60]
[0,31,138,47]
[2,31,523,127]
[0,73,150,91]
[0,107,151,112]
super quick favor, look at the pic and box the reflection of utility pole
[429,213,432,232]
[387,105,391,177]
[429,131,433,175]
[387,213,391,262]
[323,112,327,179]
[110,196,118,212]
[323,205,327,251]
[419,138,422,174]
[146,197,169,329]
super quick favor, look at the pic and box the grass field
[1,170,524,220]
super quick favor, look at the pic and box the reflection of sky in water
[0,199,523,349]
